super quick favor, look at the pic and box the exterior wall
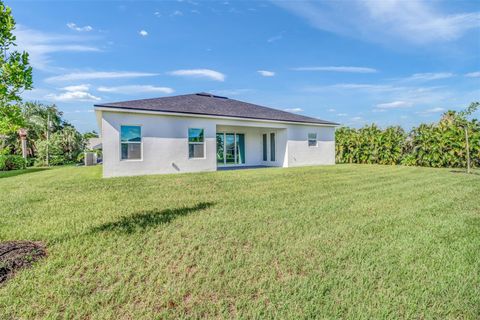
[100,109,335,177]
[286,125,336,167]
[101,111,217,177]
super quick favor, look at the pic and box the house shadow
[89,202,214,235]
[0,168,49,179]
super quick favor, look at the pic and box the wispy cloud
[267,31,284,43]
[66,22,93,32]
[168,69,225,81]
[171,10,183,16]
[139,30,148,37]
[465,71,480,78]
[14,25,100,70]
[304,83,398,92]
[292,66,378,73]
[46,84,100,102]
[375,101,413,109]
[416,107,446,114]
[46,71,158,82]
[257,70,275,77]
[403,72,454,81]
[274,1,480,45]
[283,107,304,113]
[97,85,174,94]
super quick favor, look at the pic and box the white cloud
[171,10,183,16]
[304,83,398,92]
[337,113,348,117]
[274,1,480,44]
[168,69,225,81]
[97,85,174,94]
[139,30,148,37]
[403,72,454,81]
[63,84,90,92]
[327,108,336,112]
[46,71,158,82]
[465,71,480,78]
[46,84,101,102]
[267,32,284,43]
[283,108,304,113]
[66,23,93,32]
[375,101,413,109]
[257,70,275,77]
[14,25,100,70]
[416,107,446,114]
[292,66,378,73]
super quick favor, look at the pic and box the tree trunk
[465,126,470,174]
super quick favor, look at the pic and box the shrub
[0,155,27,171]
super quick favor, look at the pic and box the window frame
[120,125,143,161]
[308,132,318,147]
[188,128,206,159]
[262,133,267,161]
[270,132,276,162]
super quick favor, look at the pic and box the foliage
[336,106,480,168]
[0,154,26,170]
[35,125,84,166]
[0,1,33,136]
[0,104,24,136]
[83,130,99,139]
[0,165,479,318]
[336,124,405,165]
[2,102,85,166]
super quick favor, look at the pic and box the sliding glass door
[216,132,245,166]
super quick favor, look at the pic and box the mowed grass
[0,165,479,319]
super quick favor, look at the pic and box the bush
[0,155,27,171]
[335,111,480,169]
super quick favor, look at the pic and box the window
[188,128,205,158]
[270,133,276,161]
[121,126,142,160]
[262,134,267,161]
[308,133,317,147]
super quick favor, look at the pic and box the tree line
[0,1,92,170]
[336,105,480,171]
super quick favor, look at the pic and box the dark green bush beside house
[0,155,27,171]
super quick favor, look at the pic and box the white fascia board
[93,106,339,128]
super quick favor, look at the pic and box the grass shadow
[0,168,50,179]
[89,202,214,234]
[450,170,480,176]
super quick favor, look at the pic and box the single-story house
[85,137,102,151]
[94,92,339,177]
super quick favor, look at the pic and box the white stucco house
[94,93,339,177]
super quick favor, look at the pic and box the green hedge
[335,115,480,168]
[0,155,28,171]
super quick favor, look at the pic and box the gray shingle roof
[94,92,338,126]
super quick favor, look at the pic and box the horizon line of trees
[335,105,480,170]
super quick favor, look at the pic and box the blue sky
[8,0,480,132]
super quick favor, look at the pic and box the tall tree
[0,0,33,138]
[458,102,479,174]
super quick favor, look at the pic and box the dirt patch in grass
[0,241,46,284]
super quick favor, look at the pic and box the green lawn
[1,165,479,319]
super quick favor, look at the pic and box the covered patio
[215,124,287,170]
